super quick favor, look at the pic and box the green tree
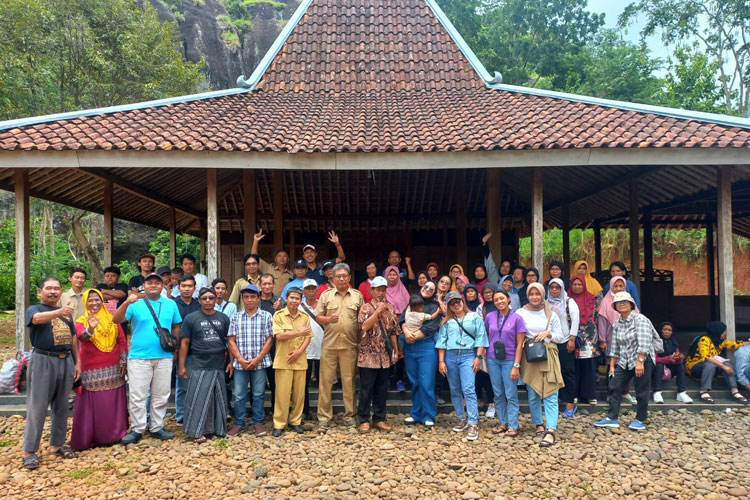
[653,45,724,113]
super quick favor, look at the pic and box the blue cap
[322,259,336,269]
[294,259,307,268]
[240,284,260,295]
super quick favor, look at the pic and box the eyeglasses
[439,280,451,285]
[448,300,462,306]
[199,296,216,301]
[334,274,349,279]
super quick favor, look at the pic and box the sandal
[52,446,77,459]
[505,428,519,437]
[700,392,715,404]
[562,404,577,419]
[192,436,208,444]
[492,425,508,435]
[539,430,556,448]
[535,425,545,436]
[22,454,40,470]
[732,392,749,404]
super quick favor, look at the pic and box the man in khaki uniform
[315,263,363,429]
[271,287,311,437]
[57,268,87,320]
[251,229,293,297]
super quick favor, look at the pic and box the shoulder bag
[524,309,551,362]
[144,299,178,352]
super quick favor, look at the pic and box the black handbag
[493,311,510,359]
[144,298,178,353]
[524,339,547,362]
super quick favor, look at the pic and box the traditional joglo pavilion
[1,0,750,351]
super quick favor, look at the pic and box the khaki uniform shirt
[57,289,85,321]
[228,275,262,305]
[272,307,311,370]
[315,287,363,350]
[259,259,294,297]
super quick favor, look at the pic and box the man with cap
[315,263,363,429]
[113,272,182,444]
[128,253,157,293]
[178,286,232,443]
[172,274,200,425]
[281,259,310,300]
[356,276,399,433]
[157,266,173,299]
[300,278,325,420]
[226,284,274,437]
[594,291,657,431]
[302,230,347,285]
[228,253,263,305]
[96,266,129,314]
[315,259,339,298]
[251,228,293,297]
[271,287,312,437]
[180,253,209,298]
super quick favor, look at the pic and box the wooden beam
[562,204,570,279]
[272,170,283,252]
[206,169,219,281]
[629,179,641,298]
[243,170,256,254]
[289,221,295,263]
[717,166,735,340]
[169,207,177,268]
[102,179,113,267]
[199,219,206,274]
[486,168,503,262]
[455,170,467,266]
[531,168,543,271]
[14,169,30,353]
[706,213,717,320]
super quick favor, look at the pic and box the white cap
[302,244,316,252]
[302,278,318,288]
[371,276,387,288]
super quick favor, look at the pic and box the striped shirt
[228,308,273,370]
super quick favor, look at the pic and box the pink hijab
[599,276,639,326]
[384,265,409,314]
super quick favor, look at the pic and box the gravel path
[0,407,749,499]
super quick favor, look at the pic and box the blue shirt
[215,300,237,318]
[735,344,750,387]
[435,312,489,350]
[125,297,182,359]
[306,265,327,285]
[281,278,308,299]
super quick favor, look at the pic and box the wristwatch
[637,355,646,363]
[476,354,484,360]
[513,362,521,368]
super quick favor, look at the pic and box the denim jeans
[527,385,558,430]
[487,357,519,429]
[233,368,267,428]
[404,337,437,423]
[445,349,479,425]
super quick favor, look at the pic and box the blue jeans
[403,337,437,423]
[233,368,267,428]
[444,349,479,425]
[487,357,519,429]
[527,384,558,430]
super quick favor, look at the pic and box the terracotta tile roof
[1,0,749,152]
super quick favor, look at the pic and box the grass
[213,437,230,448]
[68,467,95,479]
[0,439,15,446]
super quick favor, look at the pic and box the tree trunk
[70,210,103,284]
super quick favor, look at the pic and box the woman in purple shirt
[484,289,526,436]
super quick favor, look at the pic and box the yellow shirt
[272,307,311,370]
[686,337,745,374]
[315,287,363,350]
[228,275,262,305]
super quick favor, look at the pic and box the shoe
[588,399,598,405]
[653,392,664,404]
[396,380,406,392]
[317,420,333,430]
[423,420,435,429]
[676,391,694,404]
[436,397,446,405]
[342,418,356,427]
[485,404,496,419]
[466,424,479,441]
[593,418,619,428]
[291,425,305,434]
[562,404,577,419]
[359,422,371,433]
[227,425,242,436]
[271,428,283,437]
[628,419,646,431]
[254,423,266,436]
[374,421,392,432]
[175,418,183,427]
[622,393,637,405]
[149,429,175,440]
[121,431,142,445]
[404,417,416,425]
[452,418,469,432]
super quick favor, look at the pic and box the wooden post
[103,180,113,267]
[486,169,503,262]
[199,220,206,274]
[717,166,735,340]
[168,207,177,268]
[243,170,256,255]
[594,221,602,278]
[629,179,641,298]
[288,222,295,263]
[272,170,283,252]
[643,209,653,305]
[206,169,219,281]
[562,204,570,279]
[531,168,543,272]
[15,169,30,353]
[455,171,467,267]
[706,214,717,320]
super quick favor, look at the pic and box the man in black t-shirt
[22,277,81,470]
[128,253,157,293]
[96,266,129,314]
[178,287,231,442]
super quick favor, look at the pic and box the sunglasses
[199,296,216,301]
[448,300,462,306]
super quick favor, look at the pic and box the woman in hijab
[449,264,465,290]
[568,276,603,409]
[463,284,482,312]
[686,321,748,404]
[544,260,567,290]
[70,289,128,450]
[600,261,641,308]
[384,265,410,315]
[425,263,440,283]
[516,282,565,447]
[547,277,580,417]
[455,275,469,295]
[358,259,380,304]
[476,283,497,319]
[652,322,692,404]
[415,271,430,289]
[471,264,489,288]
[572,260,603,296]
[500,275,521,311]
[518,267,540,307]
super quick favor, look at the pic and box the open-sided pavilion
[1,0,750,351]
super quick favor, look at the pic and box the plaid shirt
[228,308,273,370]
[610,311,656,370]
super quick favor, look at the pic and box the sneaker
[485,404,496,419]
[588,399,598,405]
[436,397,446,405]
[121,431,142,445]
[423,420,434,429]
[653,392,664,404]
[291,425,305,434]
[403,416,416,425]
[342,418,356,427]
[254,423,266,436]
[318,420,333,430]
[593,417,619,428]
[676,391,693,404]
[628,419,646,431]
[622,393,637,405]
[562,404,577,419]
[149,429,175,440]
[452,418,469,432]
[227,425,242,436]
[271,428,283,437]
[396,380,406,392]
[466,424,479,441]
[175,418,183,427]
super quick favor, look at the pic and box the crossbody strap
[143,299,164,332]
[300,302,323,328]
[454,317,475,340]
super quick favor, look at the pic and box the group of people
[20,231,750,469]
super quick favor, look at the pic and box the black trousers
[303,360,319,417]
[357,367,389,423]
[267,344,276,413]
[575,357,598,402]
[652,362,687,393]
[607,359,653,422]
[557,343,577,404]
[475,370,494,403]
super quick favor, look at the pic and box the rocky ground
[0,407,749,500]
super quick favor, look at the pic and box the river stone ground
[0,407,749,499]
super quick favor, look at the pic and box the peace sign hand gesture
[254,228,265,242]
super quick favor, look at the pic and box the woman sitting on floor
[652,321,693,404]
[686,321,748,404]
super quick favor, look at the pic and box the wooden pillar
[405,229,413,261]
[531,168,543,272]
[485,169,503,261]
[629,179,641,298]
[103,180,113,267]
[288,222,295,263]
[168,207,177,268]
[594,221,602,278]
[706,214,717,320]
[643,210,653,278]
[14,169,30,353]
[206,169,219,280]
[272,170,283,252]
[455,171,467,266]
[562,204,570,279]
[243,170,256,255]
[717,166,735,340]
[199,220,206,274]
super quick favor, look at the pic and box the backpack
[0,353,26,394]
